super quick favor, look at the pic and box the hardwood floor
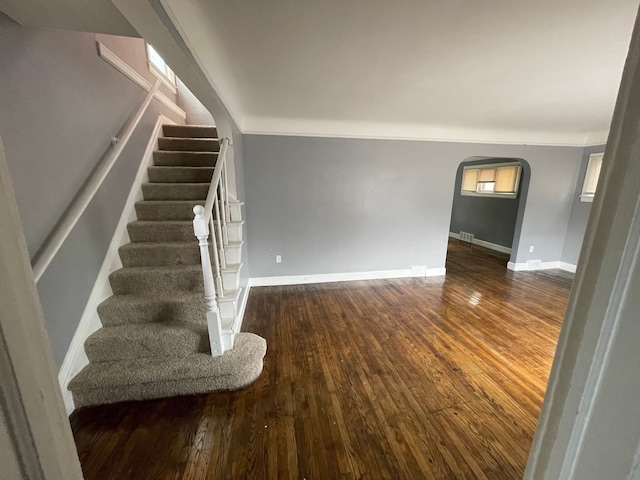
[70,240,574,479]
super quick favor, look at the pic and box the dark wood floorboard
[70,239,574,479]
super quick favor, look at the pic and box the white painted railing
[192,138,231,356]
[31,79,162,283]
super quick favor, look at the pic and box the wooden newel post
[193,205,224,356]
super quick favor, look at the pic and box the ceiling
[3,0,639,145]
[172,0,639,145]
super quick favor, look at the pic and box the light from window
[462,168,479,191]
[580,153,603,202]
[146,43,176,86]
[461,163,521,198]
[477,181,495,193]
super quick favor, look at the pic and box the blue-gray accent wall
[243,134,584,278]
[561,145,606,265]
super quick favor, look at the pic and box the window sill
[461,191,518,199]
[148,63,177,95]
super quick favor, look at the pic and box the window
[146,43,176,89]
[461,162,521,198]
[580,153,604,202]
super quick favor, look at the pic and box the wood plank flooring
[70,240,574,479]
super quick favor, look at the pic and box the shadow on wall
[448,157,531,264]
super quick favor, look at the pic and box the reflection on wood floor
[71,239,574,479]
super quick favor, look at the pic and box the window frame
[460,162,522,199]
[580,153,604,203]
[145,43,177,94]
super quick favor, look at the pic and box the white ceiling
[175,0,639,145]
[3,0,638,145]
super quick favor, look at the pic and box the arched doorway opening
[447,156,531,269]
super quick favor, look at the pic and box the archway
[447,156,531,267]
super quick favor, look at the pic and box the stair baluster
[220,174,229,246]
[193,205,224,356]
[209,213,227,298]
[214,194,227,271]
[223,155,231,221]
[208,212,224,297]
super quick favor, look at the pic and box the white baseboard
[507,260,577,273]
[250,267,446,287]
[449,232,511,254]
[558,261,578,273]
[58,115,172,415]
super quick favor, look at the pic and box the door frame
[0,135,82,479]
[524,6,640,479]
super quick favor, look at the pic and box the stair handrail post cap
[192,204,209,238]
[193,204,206,217]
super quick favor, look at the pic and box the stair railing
[32,79,162,283]
[192,137,231,357]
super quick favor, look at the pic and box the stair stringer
[58,114,174,415]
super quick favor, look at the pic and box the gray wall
[231,127,251,290]
[449,158,524,249]
[0,15,183,367]
[244,135,583,278]
[561,145,606,265]
[177,78,215,125]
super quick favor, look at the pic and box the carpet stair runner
[68,125,265,409]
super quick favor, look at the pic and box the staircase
[68,125,265,409]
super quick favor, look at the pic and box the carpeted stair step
[142,183,209,201]
[135,200,203,221]
[158,137,220,152]
[109,264,203,295]
[127,220,194,243]
[84,323,208,363]
[148,166,214,183]
[97,292,205,327]
[163,125,217,138]
[69,333,267,408]
[153,151,218,167]
[119,241,200,267]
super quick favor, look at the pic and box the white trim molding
[250,267,446,287]
[507,260,577,273]
[233,284,251,334]
[97,41,186,120]
[149,62,178,95]
[449,232,512,254]
[558,262,578,273]
[222,284,252,350]
[243,117,609,148]
[58,115,172,415]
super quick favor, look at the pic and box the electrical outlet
[276,255,282,263]
[529,245,535,253]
